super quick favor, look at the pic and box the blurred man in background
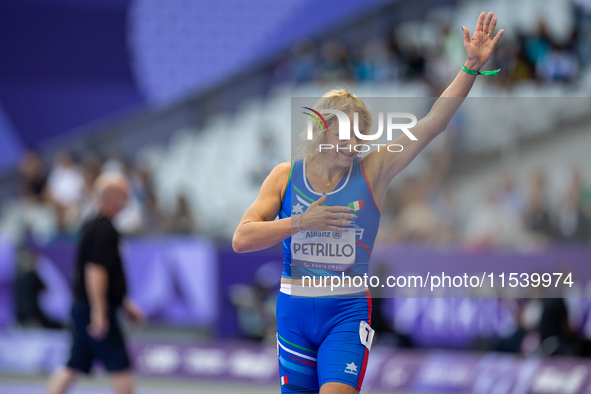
[47,172,146,394]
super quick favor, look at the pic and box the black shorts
[66,300,131,374]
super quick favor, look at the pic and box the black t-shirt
[73,215,127,307]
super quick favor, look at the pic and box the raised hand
[462,11,504,71]
[299,191,356,233]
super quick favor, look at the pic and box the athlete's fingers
[326,226,346,233]
[313,191,328,206]
[488,17,497,37]
[482,12,493,33]
[492,29,504,46]
[475,12,485,33]
[328,219,353,227]
[331,213,357,220]
[325,206,354,213]
[462,26,471,44]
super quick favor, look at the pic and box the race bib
[359,321,374,350]
[291,228,356,272]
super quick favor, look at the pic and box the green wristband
[462,65,501,76]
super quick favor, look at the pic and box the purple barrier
[369,245,591,348]
[371,244,591,290]
[2,237,591,348]
[110,341,591,393]
[217,243,283,338]
[33,237,218,327]
[2,329,591,394]
[0,237,15,326]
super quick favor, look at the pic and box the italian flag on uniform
[281,376,288,386]
[348,199,364,212]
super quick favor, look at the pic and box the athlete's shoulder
[274,161,291,173]
[263,162,290,188]
[269,162,291,182]
[266,162,291,200]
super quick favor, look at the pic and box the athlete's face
[323,111,365,166]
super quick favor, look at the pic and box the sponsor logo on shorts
[345,362,358,375]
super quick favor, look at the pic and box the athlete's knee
[319,381,358,394]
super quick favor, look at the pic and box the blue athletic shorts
[66,300,131,374]
[276,289,374,393]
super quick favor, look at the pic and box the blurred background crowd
[5,143,590,248]
[1,0,590,392]
[1,0,590,250]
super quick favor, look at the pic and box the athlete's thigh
[276,291,319,394]
[316,313,373,392]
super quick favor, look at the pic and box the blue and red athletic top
[279,156,381,279]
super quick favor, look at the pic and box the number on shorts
[359,321,375,350]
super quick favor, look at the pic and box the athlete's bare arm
[232,162,293,253]
[233,162,357,253]
[362,12,504,210]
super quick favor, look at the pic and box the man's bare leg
[47,366,77,394]
[111,369,135,394]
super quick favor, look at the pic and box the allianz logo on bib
[305,231,332,238]
[304,231,342,239]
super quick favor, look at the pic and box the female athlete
[233,12,503,394]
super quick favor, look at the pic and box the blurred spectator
[536,42,579,83]
[46,151,85,232]
[499,171,525,217]
[355,38,399,83]
[524,21,553,70]
[553,177,590,243]
[573,0,591,65]
[228,261,279,344]
[18,150,47,202]
[496,298,541,353]
[523,171,554,240]
[465,189,532,249]
[289,40,318,84]
[134,165,164,234]
[511,42,536,82]
[572,167,591,217]
[317,41,353,83]
[0,152,57,245]
[251,130,283,186]
[165,194,196,235]
[47,151,84,208]
[391,178,440,243]
[431,186,460,244]
[492,39,519,88]
[537,298,571,355]
[425,26,459,90]
[70,152,103,231]
[15,247,62,329]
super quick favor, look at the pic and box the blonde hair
[295,88,374,160]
